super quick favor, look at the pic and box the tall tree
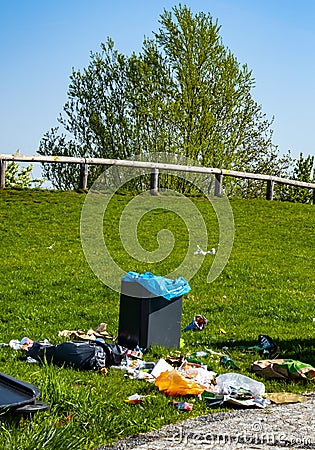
[276,153,314,203]
[38,4,287,192]
[4,151,44,189]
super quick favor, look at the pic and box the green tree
[38,4,288,193]
[5,153,44,189]
[276,153,314,203]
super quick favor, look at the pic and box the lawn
[0,188,314,450]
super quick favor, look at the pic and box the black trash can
[118,279,182,349]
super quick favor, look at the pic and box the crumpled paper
[57,323,112,341]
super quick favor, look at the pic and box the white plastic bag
[215,372,265,396]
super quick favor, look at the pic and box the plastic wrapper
[251,358,315,380]
[215,372,265,396]
[264,392,307,404]
[183,315,208,332]
[220,355,240,370]
[171,401,193,411]
[155,370,204,396]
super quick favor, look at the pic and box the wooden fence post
[0,159,6,189]
[150,168,159,195]
[1,154,315,198]
[266,179,274,200]
[214,173,222,196]
[79,163,89,190]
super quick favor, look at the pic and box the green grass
[0,188,314,450]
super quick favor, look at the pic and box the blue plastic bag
[122,272,191,300]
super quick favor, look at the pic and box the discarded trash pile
[5,330,315,413]
[120,354,270,408]
[109,340,315,409]
[3,273,315,418]
[115,353,268,409]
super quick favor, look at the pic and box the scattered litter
[111,346,158,381]
[7,301,311,416]
[165,355,185,367]
[126,345,143,359]
[205,348,226,357]
[185,356,213,371]
[194,245,215,256]
[171,401,193,411]
[200,373,270,409]
[212,372,270,408]
[220,355,240,370]
[191,351,208,358]
[264,392,307,404]
[9,337,34,351]
[130,371,154,381]
[57,323,112,341]
[183,315,208,332]
[201,391,225,407]
[215,372,265,397]
[124,393,149,404]
[186,356,203,365]
[155,369,205,396]
[258,335,279,356]
[251,358,315,381]
[151,359,174,378]
[179,363,216,389]
[225,395,269,409]
[239,335,279,358]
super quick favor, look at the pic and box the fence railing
[0,153,315,203]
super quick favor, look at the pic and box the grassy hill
[0,189,314,449]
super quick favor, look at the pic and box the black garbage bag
[27,341,55,364]
[99,342,128,366]
[27,341,127,370]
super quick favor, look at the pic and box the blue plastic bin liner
[122,272,191,300]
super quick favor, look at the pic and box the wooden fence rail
[0,153,315,203]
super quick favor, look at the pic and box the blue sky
[1,0,314,176]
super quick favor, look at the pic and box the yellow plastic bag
[154,370,204,396]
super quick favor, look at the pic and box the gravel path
[99,394,315,450]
